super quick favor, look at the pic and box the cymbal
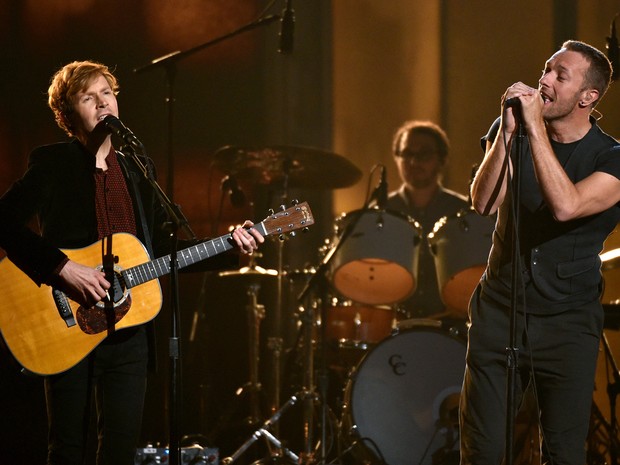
[213,145,362,189]
[218,266,278,278]
[602,248,620,270]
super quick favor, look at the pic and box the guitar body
[0,233,162,375]
[0,201,314,376]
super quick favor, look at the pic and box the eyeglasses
[395,149,438,162]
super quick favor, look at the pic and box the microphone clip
[370,164,388,210]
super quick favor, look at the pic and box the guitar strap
[117,151,154,258]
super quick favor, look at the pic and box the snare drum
[331,209,421,306]
[340,325,466,465]
[325,300,396,348]
[428,209,494,315]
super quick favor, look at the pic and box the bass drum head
[342,327,466,465]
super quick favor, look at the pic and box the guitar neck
[121,223,268,289]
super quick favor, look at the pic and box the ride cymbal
[213,145,362,189]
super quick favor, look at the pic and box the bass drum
[340,325,465,465]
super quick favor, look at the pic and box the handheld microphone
[102,115,144,150]
[607,15,619,81]
[221,175,246,207]
[278,0,295,54]
[504,97,521,108]
[504,97,523,123]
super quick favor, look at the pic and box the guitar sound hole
[77,271,132,335]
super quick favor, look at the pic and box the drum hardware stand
[221,291,321,465]
[265,163,297,440]
[229,165,304,462]
[253,162,291,438]
[296,205,369,464]
[268,231,286,431]
[203,273,270,445]
[245,284,266,425]
[297,298,320,464]
[221,393,301,465]
[599,331,620,465]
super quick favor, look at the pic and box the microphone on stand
[278,0,295,54]
[102,115,144,150]
[221,174,246,207]
[607,14,619,81]
[370,165,388,209]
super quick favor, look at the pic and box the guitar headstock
[261,201,314,238]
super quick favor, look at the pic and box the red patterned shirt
[94,148,137,239]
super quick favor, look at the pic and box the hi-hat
[213,145,362,189]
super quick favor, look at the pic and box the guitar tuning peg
[279,205,286,211]
[303,227,309,233]
[291,199,299,206]
[268,208,275,215]
[290,231,296,237]
[278,234,285,241]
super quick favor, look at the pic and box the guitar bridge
[52,288,76,327]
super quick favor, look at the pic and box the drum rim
[334,207,421,229]
[346,325,466,382]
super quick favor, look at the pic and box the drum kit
[203,145,495,465]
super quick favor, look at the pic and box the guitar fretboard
[121,235,235,289]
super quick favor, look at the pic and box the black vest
[482,121,620,313]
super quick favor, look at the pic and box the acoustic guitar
[0,202,314,375]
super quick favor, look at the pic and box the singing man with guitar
[0,60,264,465]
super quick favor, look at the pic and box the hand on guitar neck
[230,219,265,255]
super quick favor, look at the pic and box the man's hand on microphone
[501,82,537,132]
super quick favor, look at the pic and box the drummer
[386,120,469,321]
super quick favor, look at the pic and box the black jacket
[0,140,236,285]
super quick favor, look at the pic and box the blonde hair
[47,60,119,136]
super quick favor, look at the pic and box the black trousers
[459,286,603,465]
[45,326,148,465]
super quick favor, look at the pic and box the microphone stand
[133,13,280,197]
[122,143,196,465]
[505,118,525,465]
[133,14,279,465]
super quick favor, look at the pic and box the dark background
[3,1,620,464]
[0,1,334,464]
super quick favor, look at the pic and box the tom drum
[331,209,421,306]
[428,209,494,315]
